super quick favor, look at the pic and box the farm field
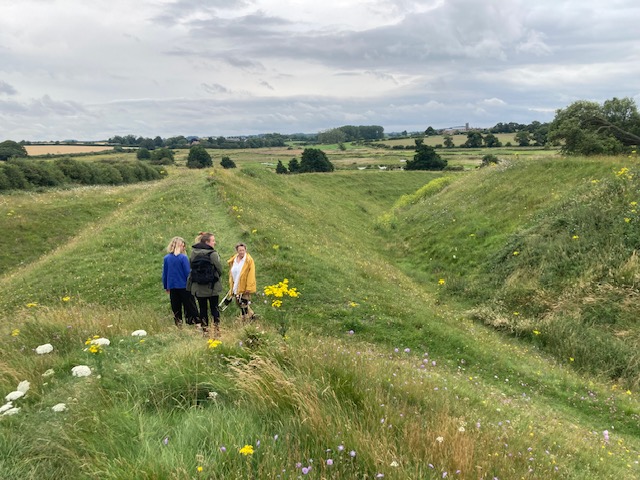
[0,148,638,479]
[24,145,116,156]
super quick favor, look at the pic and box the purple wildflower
[302,467,309,475]
[326,459,333,466]
[220,446,227,453]
[349,450,356,457]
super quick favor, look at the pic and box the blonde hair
[166,236,186,255]
[195,231,214,244]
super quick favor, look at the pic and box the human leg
[169,289,183,326]
[196,296,209,327]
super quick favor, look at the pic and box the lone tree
[549,97,640,155]
[298,148,334,173]
[288,158,300,173]
[405,139,447,170]
[186,145,212,169]
[275,160,288,174]
[0,140,28,161]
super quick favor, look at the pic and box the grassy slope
[0,163,639,479]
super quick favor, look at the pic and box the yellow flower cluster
[88,344,102,355]
[207,339,222,349]
[263,279,300,308]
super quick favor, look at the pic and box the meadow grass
[1,152,639,479]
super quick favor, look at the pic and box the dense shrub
[0,163,29,190]
[220,156,236,169]
[55,158,95,184]
[298,148,334,173]
[150,148,175,165]
[8,159,66,187]
[187,145,212,169]
[136,148,151,160]
[275,160,287,174]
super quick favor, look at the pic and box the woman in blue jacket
[162,236,198,327]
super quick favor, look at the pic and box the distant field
[382,132,518,147]
[25,144,115,155]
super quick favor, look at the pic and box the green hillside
[1,159,639,479]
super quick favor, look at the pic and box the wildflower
[302,467,309,474]
[208,339,222,349]
[89,337,110,346]
[71,365,92,377]
[17,381,30,393]
[337,445,345,452]
[442,473,448,478]
[61,296,70,302]
[11,329,20,336]
[532,330,540,336]
[52,403,67,412]
[272,244,280,250]
[349,450,356,457]
[436,436,444,443]
[197,466,203,472]
[513,251,519,256]
[163,437,169,446]
[36,343,54,355]
[131,330,147,337]
[390,460,399,467]
[326,459,333,466]
[239,444,254,456]
[348,330,354,335]
[603,430,610,444]
[5,391,24,402]
[271,299,283,308]
[26,302,38,308]
[458,426,466,432]
[625,218,631,223]
[87,344,102,355]
[572,235,579,240]
[0,403,13,414]
[274,434,278,441]
[569,357,574,362]
[208,391,218,399]
[376,474,384,478]
[438,279,445,285]
[220,446,226,452]
[404,348,410,353]
[2,407,20,416]
[251,229,257,234]
[42,369,55,377]
[349,301,359,307]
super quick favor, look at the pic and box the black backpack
[190,252,219,285]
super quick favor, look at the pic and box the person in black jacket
[188,232,223,336]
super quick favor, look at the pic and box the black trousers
[169,289,198,324]
[196,295,220,326]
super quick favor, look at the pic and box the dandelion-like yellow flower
[513,251,519,256]
[271,299,283,308]
[569,357,574,362]
[251,229,257,234]
[272,244,280,250]
[208,339,222,349]
[630,201,638,206]
[625,218,631,223]
[11,329,20,337]
[197,466,203,472]
[26,302,38,308]
[533,330,540,335]
[239,445,254,456]
[62,296,70,302]
[438,279,445,285]
[572,235,579,240]
[88,344,102,355]
[349,301,359,307]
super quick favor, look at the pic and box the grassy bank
[1,160,639,479]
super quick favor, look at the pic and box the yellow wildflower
[62,296,71,302]
[239,445,254,455]
[438,279,445,285]
[26,302,38,308]
[208,339,222,349]
[533,330,540,335]
[11,329,20,337]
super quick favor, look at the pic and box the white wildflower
[36,343,54,355]
[2,407,20,416]
[17,380,30,393]
[71,365,92,377]
[42,369,55,377]
[436,436,444,443]
[90,337,110,346]
[131,330,147,337]
[0,403,13,414]
[390,461,399,467]
[51,403,67,412]
[5,391,24,402]
[208,391,218,399]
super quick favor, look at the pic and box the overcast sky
[1,0,639,141]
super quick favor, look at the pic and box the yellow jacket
[227,252,256,294]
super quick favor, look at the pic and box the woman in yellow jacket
[227,242,256,321]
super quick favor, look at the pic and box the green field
[1,147,639,479]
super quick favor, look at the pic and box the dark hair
[235,242,247,250]
[201,233,214,244]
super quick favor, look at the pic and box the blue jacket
[162,253,191,290]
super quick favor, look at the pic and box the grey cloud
[202,83,230,94]
[0,80,17,95]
